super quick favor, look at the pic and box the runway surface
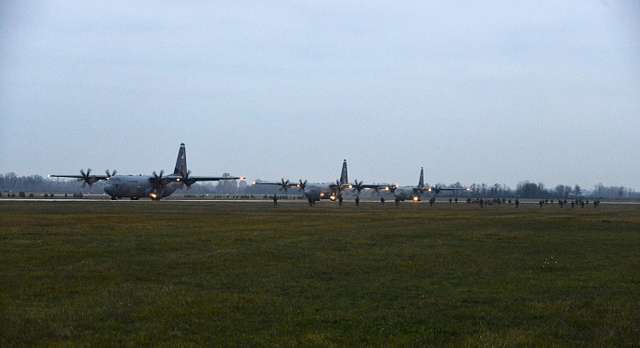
[1,198,639,205]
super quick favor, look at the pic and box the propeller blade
[79,168,96,186]
[278,178,289,191]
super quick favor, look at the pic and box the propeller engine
[79,168,98,187]
[181,170,197,188]
[352,179,365,195]
[296,179,307,190]
[150,170,168,191]
[105,169,118,178]
[278,178,290,192]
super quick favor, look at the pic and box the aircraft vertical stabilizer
[174,143,188,177]
[340,159,349,185]
[418,167,425,188]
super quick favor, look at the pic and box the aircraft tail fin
[174,143,187,177]
[340,159,349,185]
[418,167,424,188]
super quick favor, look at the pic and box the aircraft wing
[360,184,393,189]
[49,174,108,180]
[425,186,470,192]
[49,171,110,186]
[190,176,243,182]
[349,182,396,191]
[254,181,300,188]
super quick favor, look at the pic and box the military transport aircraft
[255,160,387,206]
[50,143,242,200]
[386,167,469,204]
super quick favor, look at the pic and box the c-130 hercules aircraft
[257,162,469,206]
[387,167,469,204]
[50,143,242,200]
[255,160,389,206]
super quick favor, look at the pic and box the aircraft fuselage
[299,184,342,203]
[393,187,423,202]
[104,175,181,200]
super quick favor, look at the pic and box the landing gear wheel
[110,196,117,200]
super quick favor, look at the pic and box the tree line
[1,172,638,200]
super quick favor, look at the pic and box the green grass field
[1,201,639,346]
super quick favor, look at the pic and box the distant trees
[554,185,572,199]
[446,181,637,200]
[573,185,582,198]
[593,183,634,199]
[0,172,89,193]
[516,182,546,198]
[215,173,238,194]
[0,172,638,200]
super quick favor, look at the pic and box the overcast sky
[1,1,639,188]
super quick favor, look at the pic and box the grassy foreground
[1,201,639,346]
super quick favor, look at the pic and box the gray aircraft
[50,143,242,200]
[256,159,382,206]
[386,167,469,204]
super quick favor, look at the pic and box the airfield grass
[0,201,639,347]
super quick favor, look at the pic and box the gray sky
[1,1,639,188]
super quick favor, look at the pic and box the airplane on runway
[386,167,469,204]
[50,143,242,200]
[255,160,387,206]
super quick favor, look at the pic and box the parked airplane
[50,143,242,200]
[386,167,468,204]
[255,160,384,206]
